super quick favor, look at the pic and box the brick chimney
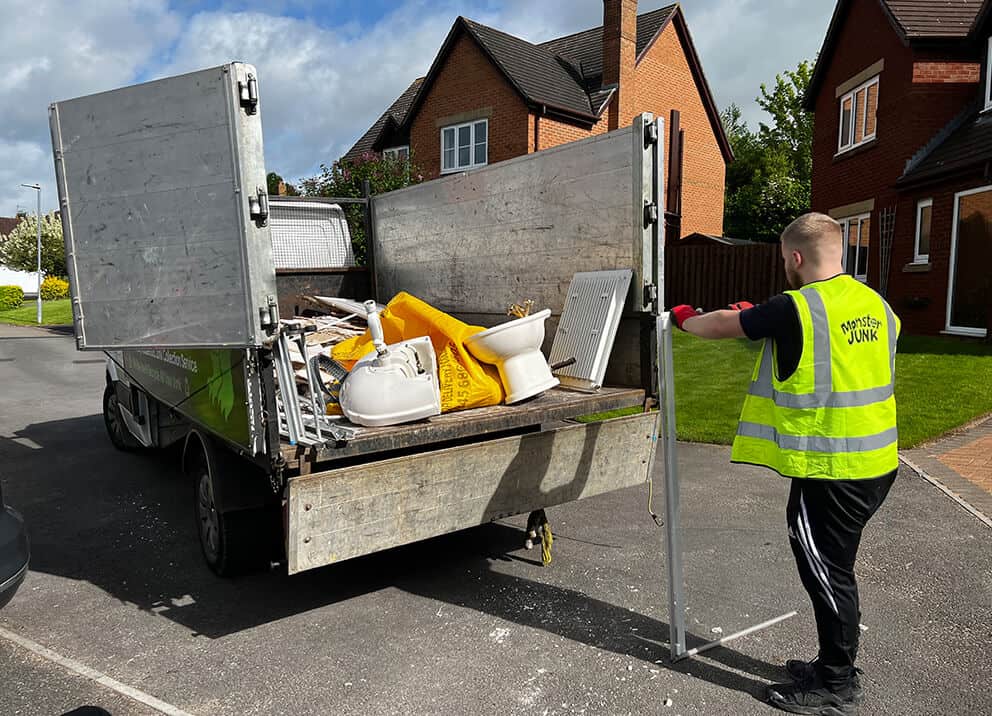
[602,0,637,130]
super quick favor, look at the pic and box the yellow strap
[541,521,553,566]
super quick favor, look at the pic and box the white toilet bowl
[464,309,559,404]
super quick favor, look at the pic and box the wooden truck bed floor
[282,386,646,471]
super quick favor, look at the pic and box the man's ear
[792,250,804,268]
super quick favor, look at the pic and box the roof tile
[899,104,992,184]
[463,18,594,117]
[538,5,676,81]
[882,0,983,38]
[344,78,423,160]
[0,216,22,237]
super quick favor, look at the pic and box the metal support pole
[35,187,42,324]
[675,611,798,661]
[295,332,323,442]
[658,311,686,659]
[19,183,42,323]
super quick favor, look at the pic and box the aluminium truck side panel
[287,411,657,574]
[370,114,663,388]
[50,63,278,350]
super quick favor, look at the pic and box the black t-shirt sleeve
[738,294,803,381]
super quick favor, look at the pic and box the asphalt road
[1,326,990,715]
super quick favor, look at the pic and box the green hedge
[0,285,24,312]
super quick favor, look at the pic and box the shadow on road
[3,412,781,705]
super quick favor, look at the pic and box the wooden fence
[664,242,788,310]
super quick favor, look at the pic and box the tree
[267,171,298,196]
[0,212,66,277]
[757,60,813,189]
[301,151,425,265]
[722,60,814,243]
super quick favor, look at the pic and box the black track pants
[786,470,897,689]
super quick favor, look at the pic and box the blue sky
[0,0,836,216]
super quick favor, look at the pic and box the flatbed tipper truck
[49,63,675,582]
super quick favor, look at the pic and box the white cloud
[0,139,47,215]
[679,0,835,126]
[155,2,464,186]
[0,0,181,215]
[0,0,836,217]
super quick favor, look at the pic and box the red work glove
[728,301,754,311]
[671,304,701,330]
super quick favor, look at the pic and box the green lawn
[581,330,992,449]
[0,298,73,326]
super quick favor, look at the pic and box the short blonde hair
[780,212,843,263]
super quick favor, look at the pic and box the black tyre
[103,383,138,452]
[187,437,273,577]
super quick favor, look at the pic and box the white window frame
[985,37,992,111]
[913,198,932,264]
[382,145,409,161]
[945,185,990,337]
[836,76,879,154]
[838,212,872,282]
[440,119,488,174]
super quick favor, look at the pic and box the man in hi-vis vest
[671,212,899,716]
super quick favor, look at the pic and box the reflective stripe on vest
[730,275,900,480]
[746,291,898,408]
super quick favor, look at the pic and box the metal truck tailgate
[49,62,278,350]
[286,411,656,574]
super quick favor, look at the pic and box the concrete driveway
[1,327,990,715]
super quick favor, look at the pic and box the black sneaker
[767,673,860,715]
[786,659,863,700]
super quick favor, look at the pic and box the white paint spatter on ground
[0,624,196,716]
[489,627,510,644]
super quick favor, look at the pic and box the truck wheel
[103,383,137,452]
[186,435,271,576]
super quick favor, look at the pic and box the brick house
[805,0,992,337]
[0,215,22,238]
[345,1,732,238]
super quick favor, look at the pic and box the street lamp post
[20,183,41,324]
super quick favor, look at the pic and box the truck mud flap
[286,411,657,574]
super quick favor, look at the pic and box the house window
[441,120,488,173]
[838,213,871,282]
[837,77,879,153]
[947,186,991,336]
[383,146,409,161]
[914,199,932,263]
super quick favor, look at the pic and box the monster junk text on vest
[839,314,883,345]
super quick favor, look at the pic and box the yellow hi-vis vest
[731,275,901,480]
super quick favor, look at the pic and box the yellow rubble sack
[331,292,505,412]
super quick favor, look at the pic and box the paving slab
[903,415,992,525]
[0,334,990,715]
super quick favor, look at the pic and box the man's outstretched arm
[671,304,748,339]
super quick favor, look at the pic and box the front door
[947,187,992,337]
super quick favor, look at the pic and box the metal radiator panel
[549,270,632,390]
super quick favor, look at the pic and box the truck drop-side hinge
[259,295,279,334]
[644,284,658,307]
[643,201,659,227]
[249,188,269,226]
[644,121,659,147]
[239,74,259,115]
